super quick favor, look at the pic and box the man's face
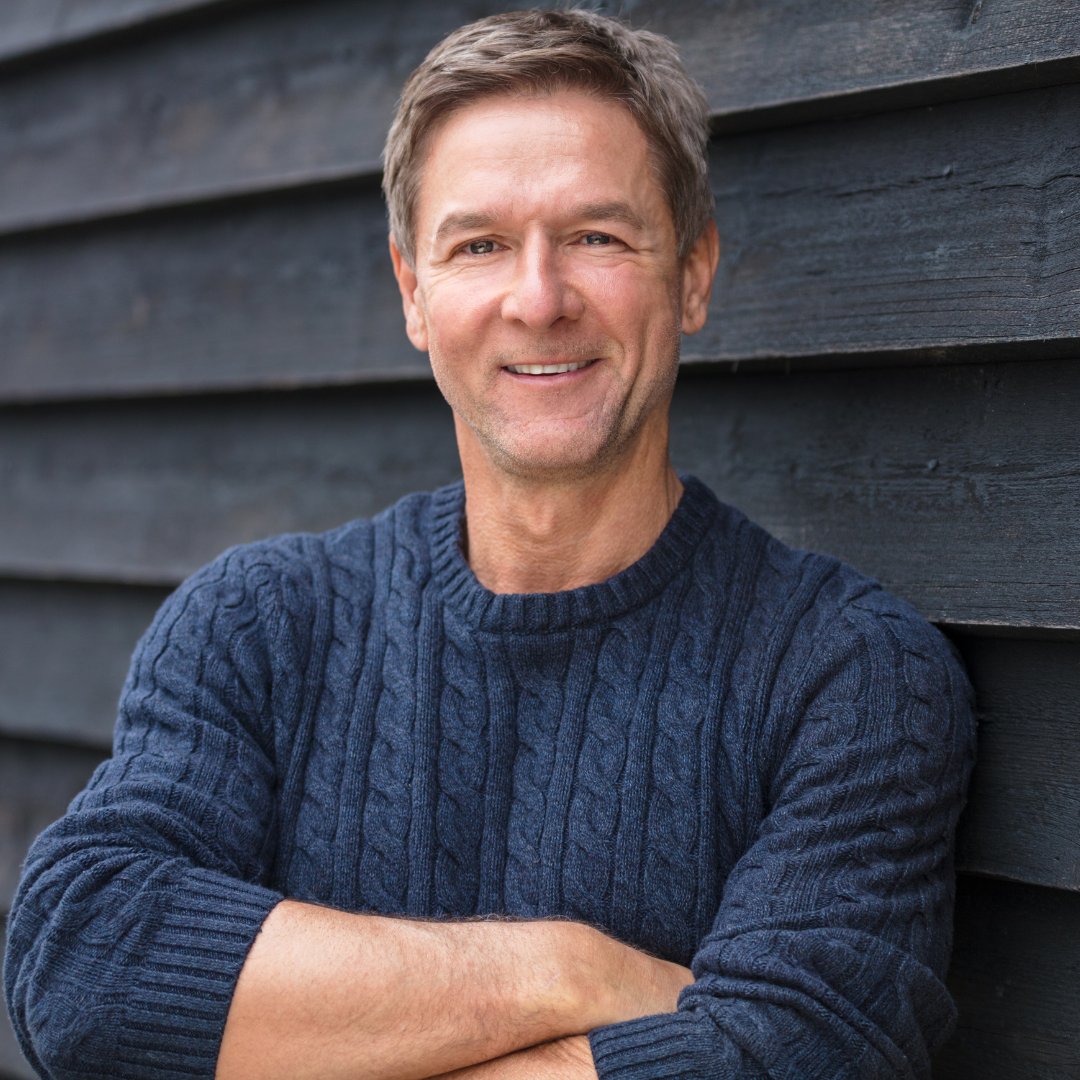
[394,90,705,480]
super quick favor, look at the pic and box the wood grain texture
[7,80,1080,402]
[0,579,167,746]
[0,382,461,583]
[3,0,1080,236]
[935,875,1080,1079]
[692,82,1080,367]
[0,0,532,235]
[952,633,1080,892]
[0,736,107,913]
[670,360,1080,630]
[0,0,233,65]
[0,361,1077,627]
[0,184,424,402]
[636,0,1080,133]
[0,915,33,1080]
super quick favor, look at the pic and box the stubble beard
[433,335,682,486]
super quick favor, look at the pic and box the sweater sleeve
[588,591,977,1080]
[2,542,318,1080]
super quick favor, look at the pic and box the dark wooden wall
[1,2,1078,1076]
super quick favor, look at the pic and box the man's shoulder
[194,485,454,582]
[691,478,957,669]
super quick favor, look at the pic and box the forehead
[415,91,666,234]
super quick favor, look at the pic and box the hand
[571,924,693,1027]
[434,1036,597,1080]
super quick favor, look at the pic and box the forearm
[216,901,689,1080]
[434,1037,597,1080]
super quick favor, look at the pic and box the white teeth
[506,360,595,375]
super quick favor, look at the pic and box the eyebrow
[433,200,648,243]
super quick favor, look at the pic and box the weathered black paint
[0,736,107,914]
[7,81,1080,401]
[1,2,1078,1076]
[696,83,1080,366]
[0,579,168,746]
[1,364,1078,630]
[952,632,1080,892]
[671,361,1080,629]
[935,875,1080,1078]
[0,384,461,583]
[0,184,423,403]
[5,1,1080,233]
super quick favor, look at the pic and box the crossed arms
[216,902,693,1080]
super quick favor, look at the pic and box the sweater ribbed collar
[429,474,719,633]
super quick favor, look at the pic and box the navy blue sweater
[5,477,974,1079]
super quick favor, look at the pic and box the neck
[457,415,684,595]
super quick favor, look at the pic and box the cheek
[423,283,492,362]
[585,263,679,342]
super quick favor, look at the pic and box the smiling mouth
[504,359,600,375]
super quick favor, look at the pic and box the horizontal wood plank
[0,361,1077,628]
[935,875,1080,1078]
[670,360,1080,630]
[0,382,461,583]
[0,0,231,66]
[0,579,168,746]
[693,82,1080,367]
[0,915,33,1080]
[0,184,425,402]
[640,0,1080,133]
[3,1,1080,237]
[0,737,107,913]
[952,633,1080,892]
[0,0,527,235]
[6,81,1080,401]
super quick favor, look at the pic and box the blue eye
[467,240,496,255]
[584,233,612,245]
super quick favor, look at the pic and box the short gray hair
[382,8,712,265]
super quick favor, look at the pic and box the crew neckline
[428,474,719,633]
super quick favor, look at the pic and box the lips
[504,359,599,375]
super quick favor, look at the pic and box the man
[5,10,974,1080]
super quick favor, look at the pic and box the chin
[482,428,625,481]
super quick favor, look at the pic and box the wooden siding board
[0,185,425,402]
[0,362,1076,626]
[669,361,1080,630]
[935,875,1080,1078]
[693,82,1080,367]
[6,82,1080,401]
[0,383,461,583]
[0,0,534,236]
[0,917,34,1080]
[0,579,167,746]
[3,1,1080,237]
[0,1,234,65]
[638,0,1080,132]
[0,737,107,913]
[952,634,1080,892]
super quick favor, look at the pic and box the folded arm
[584,597,977,1080]
[216,902,691,1080]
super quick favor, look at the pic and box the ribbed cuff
[116,867,281,1078]
[589,1011,714,1080]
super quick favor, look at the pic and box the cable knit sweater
[5,477,974,1080]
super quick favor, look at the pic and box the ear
[680,220,720,336]
[390,235,430,352]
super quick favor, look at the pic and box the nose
[500,234,584,331]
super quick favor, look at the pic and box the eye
[583,233,613,246]
[466,240,496,255]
